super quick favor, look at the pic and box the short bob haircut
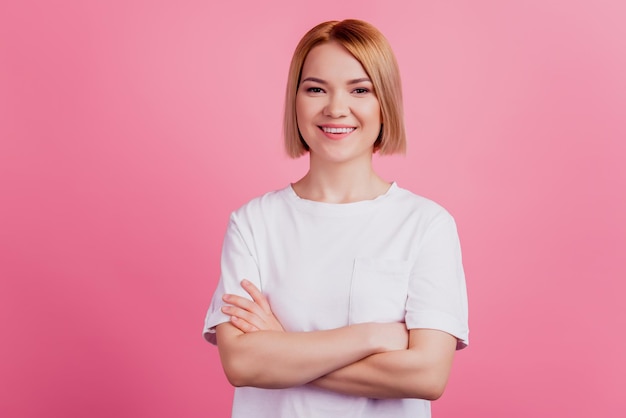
[284,19,406,158]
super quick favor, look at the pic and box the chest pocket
[348,258,411,324]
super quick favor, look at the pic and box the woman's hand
[221,279,285,333]
[222,280,408,352]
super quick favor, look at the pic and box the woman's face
[296,41,382,165]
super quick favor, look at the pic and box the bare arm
[222,280,457,399]
[310,328,457,400]
[216,280,408,389]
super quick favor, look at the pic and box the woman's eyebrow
[347,77,372,84]
[300,77,372,84]
[300,77,327,85]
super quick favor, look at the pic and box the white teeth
[321,127,355,134]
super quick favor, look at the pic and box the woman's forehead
[301,42,368,81]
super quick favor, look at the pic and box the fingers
[241,279,272,314]
[221,281,271,332]
[222,293,262,314]
[221,304,264,331]
[221,280,285,333]
[230,315,258,333]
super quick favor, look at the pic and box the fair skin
[293,40,388,203]
[215,41,457,400]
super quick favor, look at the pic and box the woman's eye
[307,87,324,93]
[353,88,370,94]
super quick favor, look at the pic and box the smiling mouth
[320,126,356,134]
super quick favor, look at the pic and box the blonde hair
[284,19,406,158]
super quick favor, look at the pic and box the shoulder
[230,185,292,225]
[388,184,456,225]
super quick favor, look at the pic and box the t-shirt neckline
[282,182,399,217]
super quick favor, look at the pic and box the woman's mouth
[320,126,356,134]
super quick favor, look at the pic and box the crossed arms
[215,279,457,400]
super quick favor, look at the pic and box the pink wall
[1,0,625,417]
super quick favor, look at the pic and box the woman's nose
[323,93,349,118]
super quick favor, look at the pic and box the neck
[292,155,390,203]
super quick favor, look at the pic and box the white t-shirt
[204,183,469,418]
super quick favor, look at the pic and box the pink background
[1,0,625,417]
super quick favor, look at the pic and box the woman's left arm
[309,328,457,400]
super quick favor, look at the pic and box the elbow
[219,349,251,387]
[226,375,247,388]
[411,352,454,400]
[218,344,263,387]
[215,326,268,388]
[221,358,255,388]
[426,375,450,400]
[421,382,446,401]
[407,379,447,401]
[406,371,450,401]
[223,367,246,388]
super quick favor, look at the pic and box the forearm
[310,351,444,400]
[216,322,403,389]
[311,329,456,400]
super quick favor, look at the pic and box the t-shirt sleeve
[405,212,469,349]
[203,213,262,345]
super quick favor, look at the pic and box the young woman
[203,19,469,418]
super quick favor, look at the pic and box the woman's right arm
[215,280,408,389]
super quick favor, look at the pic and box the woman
[203,19,469,418]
